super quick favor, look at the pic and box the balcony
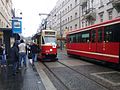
[112,0,120,12]
[83,8,96,20]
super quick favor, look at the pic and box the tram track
[42,61,112,90]
[43,62,70,90]
[57,61,112,90]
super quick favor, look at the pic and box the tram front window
[44,36,56,44]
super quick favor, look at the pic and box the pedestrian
[0,44,6,68]
[10,42,19,75]
[30,42,40,65]
[34,43,40,62]
[18,39,27,69]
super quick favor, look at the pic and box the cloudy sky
[12,0,57,37]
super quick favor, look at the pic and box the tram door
[96,27,104,53]
[90,29,97,52]
[90,27,104,53]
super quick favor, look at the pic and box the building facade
[0,0,13,28]
[0,0,13,44]
[46,0,120,38]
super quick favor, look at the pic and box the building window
[82,20,85,28]
[70,26,72,30]
[75,12,77,18]
[99,12,104,22]
[99,0,103,6]
[75,24,77,29]
[70,16,72,21]
[65,19,67,23]
[68,27,69,31]
[75,0,77,6]
[85,20,88,27]
[68,17,69,22]
[82,4,87,15]
[68,6,69,11]
[65,8,67,13]
[70,4,72,10]
[108,10,113,20]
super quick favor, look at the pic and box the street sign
[12,17,22,33]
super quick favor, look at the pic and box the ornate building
[46,0,120,37]
[0,0,13,44]
[39,0,120,48]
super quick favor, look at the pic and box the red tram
[34,29,58,61]
[66,18,120,64]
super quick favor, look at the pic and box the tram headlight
[50,49,53,51]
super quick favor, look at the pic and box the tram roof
[68,17,120,35]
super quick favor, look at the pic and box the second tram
[66,18,120,64]
[34,29,58,61]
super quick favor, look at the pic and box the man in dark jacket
[30,43,40,65]
[10,42,19,75]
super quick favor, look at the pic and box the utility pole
[60,11,62,50]
[39,13,50,29]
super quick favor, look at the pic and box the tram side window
[78,33,82,42]
[104,25,114,42]
[81,31,90,43]
[42,37,45,44]
[104,30,112,42]
[68,36,70,43]
[91,30,96,42]
[69,34,75,43]
[69,35,71,43]
[76,33,79,43]
[113,23,120,42]
[104,24,120,42]
[98,29,102,42]
[73,34,76,43]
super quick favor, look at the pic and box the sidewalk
[0,60,45,90]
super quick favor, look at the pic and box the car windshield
[44,36,56,44]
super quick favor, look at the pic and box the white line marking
[91,71,120,86]
[67,49,119,58]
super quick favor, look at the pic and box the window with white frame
[65,8,67,13]
[68,27,69,31]
[108,9,113,20]
[75,12,77,18]
[82,4,87,15]
[75,0,77,6]
[70,26,72,30]
[68,17,69,22]
[75,24,77,29]
[70,16,72,21]
[68,6,69,11]
[85,20,88,27]
[65,19,67,23]
[82,20,85,28]
[99,12,104,22]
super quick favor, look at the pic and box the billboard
[12,17,22,33]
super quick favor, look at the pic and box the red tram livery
[66,18,120,64]
[33,29,58,61]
